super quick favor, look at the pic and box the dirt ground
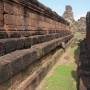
[37,45,79,90]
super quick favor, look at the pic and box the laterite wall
[0,0,70,38]
[79,12,90,90]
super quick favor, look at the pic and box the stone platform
[0,0,73,90]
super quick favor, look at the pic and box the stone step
[0,35,73,90]
[0,30,70,39]
[0,33,72,56]
[0,35,72,85]
[14,36,73,90]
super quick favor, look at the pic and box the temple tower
[63,5,74,22]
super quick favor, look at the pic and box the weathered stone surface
[78,12,90,90]
[16,37,25,49]
[0,0,70,38]
[22,50,38,68]
[0,31,8,39]
[0,35,72,84]
[4,14,15,25]
[4,1,14,15]
[86,12,90,49]
[77,17,86,32]
[0,1,3,14]
[63,5,74,22]
[0,33,72,56]
[0,14,3,26]
[63,5,86,33]
[24,37,31,49]
[0,39,17,54]
[0,0,72,90]
[0,42,5,56]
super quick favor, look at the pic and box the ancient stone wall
[0,1,73,90]
[0,0,70,38]
[86,12,90,49]
[77,17,86,32]
[78,12,90,90]
[63,5,74,22]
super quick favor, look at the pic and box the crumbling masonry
[0,0,73,90]
[79,12,90,90]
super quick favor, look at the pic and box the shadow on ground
[71,42,80,90]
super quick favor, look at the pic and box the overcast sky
[38,0,90,20]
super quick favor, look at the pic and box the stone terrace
[0,0,73,90]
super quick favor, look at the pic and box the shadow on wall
[74,40,90,90]
[70,41,81,90]
[0,32,8,39]
[73,43,80,90]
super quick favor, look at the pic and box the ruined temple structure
[0,0,70,38]
[63,5,77,32]
[78,12,90,90]
[63,5,74,22]
[0,0,73,90]
[77,17,86,33]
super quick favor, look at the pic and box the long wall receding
[0,0,73,90]
[0,0,70,38]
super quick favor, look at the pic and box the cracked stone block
[16,37,25,49]
[24,37,31,49]
[0,39,17,54]
[22,50,38,68]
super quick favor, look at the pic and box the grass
[42,64,77,90]
[40,45,79,90]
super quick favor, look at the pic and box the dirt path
[37,45,79,90]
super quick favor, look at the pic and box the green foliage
[42,64,77,90]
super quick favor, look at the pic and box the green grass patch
[40,45,79,90]
[42,64,77,90]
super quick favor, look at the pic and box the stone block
[30,34,60,46]
[22,50,38,68]
[31,35,48,46]
[0,42,5,56]
[0,48,39,84]
[24,37,31,48]
[4,14,24,26]
[11,56,24,75]
[31,36,39,46]
[4,1,14,14]
[10,31,21,38]
[0,35,72,84]
[47,34,52,40]
[0,38,17,54]
[0,1,4,14]
[0,51,25,83]
[15,16,25,26]
[15,26,26,31]
[14,4,24,15]
[35,35,45,43]
[0,62,12,84]
[0,31,8,39]
[42,40,56,55]
[0,14,4,26]
[4,14,15,25]
[16,37,25,49]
